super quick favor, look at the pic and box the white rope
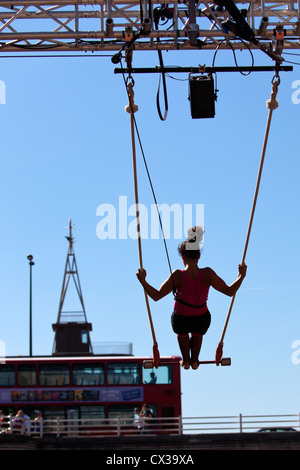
[125,81,160,366]
[216,76,280,361]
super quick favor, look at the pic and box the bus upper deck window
[72,363,105,386]
[0,364,15,386]
[107,363,140,385]
[143,365,172,384]
[39,364,70,387]
[17,364,36,386]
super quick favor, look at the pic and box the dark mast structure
[52,220,93,356]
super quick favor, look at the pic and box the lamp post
[27,254,34,357]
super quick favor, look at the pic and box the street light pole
[27,254,34,357]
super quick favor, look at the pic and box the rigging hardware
[0,1,299,52]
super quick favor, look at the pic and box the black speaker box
[189,75,215,119]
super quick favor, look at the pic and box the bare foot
[191,361,199,370]
[180,360,190,370]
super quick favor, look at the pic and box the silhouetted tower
[52,220,93,356]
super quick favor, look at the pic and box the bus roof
[2,355,181,362]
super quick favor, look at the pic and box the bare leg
[177,334,190,369]
[190,333,203,370]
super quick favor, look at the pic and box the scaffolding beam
[115,64,293,73]
[0,0,298,52]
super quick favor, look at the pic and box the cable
[154,12,169,121]
[212,38,255,75]
[231,39,255,75]
[120,62,174,286]
[282,58,300,66]
[282,51,300,56]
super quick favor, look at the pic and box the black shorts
[171,310,211,336]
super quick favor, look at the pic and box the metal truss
[0,0,299,54]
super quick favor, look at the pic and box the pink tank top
[174,269,209,316]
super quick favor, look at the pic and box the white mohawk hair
[187,225,204,250]
[187,226,204,246]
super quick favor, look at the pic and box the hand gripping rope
[215,73,281,365]
[125,79,160,369]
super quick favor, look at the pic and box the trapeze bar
[114,65,293,74]
[143,357,231,369]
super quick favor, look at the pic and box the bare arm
[136,268,182,301]
[205,264,247,297]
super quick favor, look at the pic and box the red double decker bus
[0,355,181,433]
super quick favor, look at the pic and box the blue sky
[0,46,299,419]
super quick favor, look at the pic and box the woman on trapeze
[136,226,247,370]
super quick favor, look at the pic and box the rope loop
[125,81,139,114]
[125,74,135,88]
[266,76,280,110]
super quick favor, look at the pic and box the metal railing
[2,413,300,438]
[181,414,300,434]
